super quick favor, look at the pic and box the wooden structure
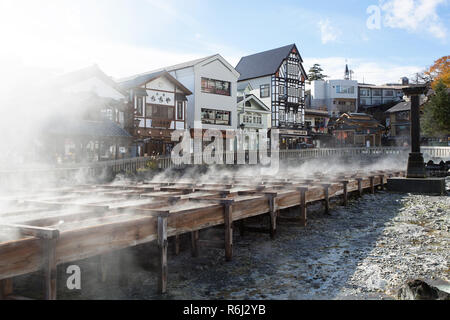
[0,169,405,299]
[331,113,385,147]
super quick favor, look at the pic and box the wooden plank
[0,224,59,240]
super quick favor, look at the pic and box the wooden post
[157,214,168,294]
[298,187,308,227]
[322,184,330,215]
[223,200,234,262]
[42,238,58,300]
[379,174,385,190]
[268,195,277,239]
[0,279,13,299]
[98,254,108,283]
[357,178,363,196]
[341,181,348,206]
[369,176,375,194]
[174,235,180,256]
[190,231,199,258]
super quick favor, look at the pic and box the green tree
[307,64,327,82]
[422,79,450,137]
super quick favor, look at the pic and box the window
[201,77,231,96]
[260,84,270,98]
[384,90,394,97]
[360,89,370,96]
[177,101,184,120]
[101,108,113,121]
[336,86,355,94]
[372,89,382,96]
[146,104,174,119]
[201,108,231,125]
[245,101,251,107]
[136,97,143,115]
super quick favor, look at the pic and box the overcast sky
[0,0,449,85]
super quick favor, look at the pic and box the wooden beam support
[174,235,180,256]
[190,231,199,258]
[223,202,233,262]
[379,174,385,190]
[369,176,375,194]
[0,279,13,299]
[157,214,168,294]
[267,194,277,239]
[322,184,330,215]
[341,181,349,206]
[357,178,363,196]
[42,238,58,300]
[297,187,308,227]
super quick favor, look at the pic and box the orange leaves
[425,56,450,88]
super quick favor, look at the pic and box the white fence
[1,147,448,182]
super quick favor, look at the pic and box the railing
[1,147,448,183]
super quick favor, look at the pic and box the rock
[398,280,450,300]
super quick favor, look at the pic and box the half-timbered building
[119,71,192,157]
[235,44,308,149]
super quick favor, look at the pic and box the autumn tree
[422,79,450,137]
[420,56,450,88]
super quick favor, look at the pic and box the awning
[134,87,148,97]
[175,93,188,101]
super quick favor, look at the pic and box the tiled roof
[235,44,305,81]
[46,119,132,138]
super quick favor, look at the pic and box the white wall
[245,76,272,108]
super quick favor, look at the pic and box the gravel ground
[15,179,450,300]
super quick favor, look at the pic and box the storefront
[277,129,312,149]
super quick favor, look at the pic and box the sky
[0,0,449,85]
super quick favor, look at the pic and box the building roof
[358,84,409,90]
[385,96,427,113]
[237,94,270,112]
[237,81,253,92]
[118,54,239,85]
[46,119,132,138]
[333,112,384,131]
[55,65,127,96]
[305,109,329,117]
[235,44,306,81]
[118,70,192,95]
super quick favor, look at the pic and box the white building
[358,84,408,111]
[310,79,359,117]
[121,54,240,133]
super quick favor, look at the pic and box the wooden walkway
[0,169,405,299]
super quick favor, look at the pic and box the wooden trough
[0,169,405,299]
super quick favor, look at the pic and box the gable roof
[46,119,132,138]
[56,65,127,96]
[385,96,427,113]
[237,94,270,112]
[118,70,192,95]
[235,44,306,81]
[118,54,239,86]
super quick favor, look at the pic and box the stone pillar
[403,85,427,179]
